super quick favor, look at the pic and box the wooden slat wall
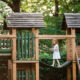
[6,13,44,28]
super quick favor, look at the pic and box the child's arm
[49,48,54,51]
[54,45,59,51]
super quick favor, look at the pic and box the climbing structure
[4,13,44,80]
[0,13,80,80]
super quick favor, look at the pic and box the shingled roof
[62,13,80,30]
[6,13,44,29]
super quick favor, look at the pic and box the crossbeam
[0,35,16,39]
[38,35,75,39]
[13,60,39,63]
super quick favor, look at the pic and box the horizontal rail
[13,60,39,63]
[0,35,16,39]
[38,35,75,39]
[0,54,11,56]
[0,49,12,53]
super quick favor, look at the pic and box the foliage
[0,1,12,31]
[0,0,80,78]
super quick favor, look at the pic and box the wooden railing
[0,34,15,53]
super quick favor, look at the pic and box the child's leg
[51,59,55,66]
[56,59,60,66]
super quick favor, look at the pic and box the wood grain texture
[8,60,12,80]
[36,62,39,80]
[12,62,16,80]
[13,60,39,63]
[38,35,75,39]
[12,28,16,60]
[62,13,80,30]
[66,28,71,80]
[6,13,44,28]
[71,28,76,80]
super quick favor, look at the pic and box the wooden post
[71,28,76,80]
[12,28,17,80]
[35,29,39,80]
[66,28,71,80]
[8,60,12,80]
[12,28,16,60]
[35,29,39,60]
[32,28,39,60]
[32,28,39,80]
[36,62,39,80]
[12,62,17,80]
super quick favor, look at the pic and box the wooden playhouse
[0,13,80,80]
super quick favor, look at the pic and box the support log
[66,28,71,80]
[36,62,39,80]
[71,28,76,80]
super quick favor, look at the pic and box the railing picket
[26,71,27,80]
[18,32,21,59]
[32,33,34,58]
[21,32,24,59]
[28,32,31,58]
[24,32,27,58]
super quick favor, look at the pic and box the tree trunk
[54,0,59,17]
[1,0,20,12]
[12,0,20,12]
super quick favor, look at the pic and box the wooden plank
[8,20,44,25]
[71,28,76,80]
[8,60,12,80]
[12,62,17,80]
[36,62,39,80]
[66,28,71,80]
[24,32,27,58]
[38,35,75,39]
[13,60,39,63]
[67,66,71,80]
[66,28,72,60]
[0,54,11,56]
[21,32,24,58]
[7,24,44,26]
[7,13,43,17]
[7,20,44,22]
[32,28,36,59]
[34,29,39,60]
[7,18,43,20]
[0,35,16,38]
[12,28,16,60]
[8,26,44,28]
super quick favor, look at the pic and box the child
[50,39,61,67]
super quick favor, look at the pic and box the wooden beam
[66,28,71,80]
[71,28,76,80]
[38,35,75,39]
[33,29,39,60]
[12,62,17,80]
[13,60,39,63]
[36,62,39,80]
[0,35,16,39]
[11,28,17,80]
[67,66,71,80]
[12,28,16,60]
[8,60,12,80]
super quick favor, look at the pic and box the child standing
[50,39,61,67]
